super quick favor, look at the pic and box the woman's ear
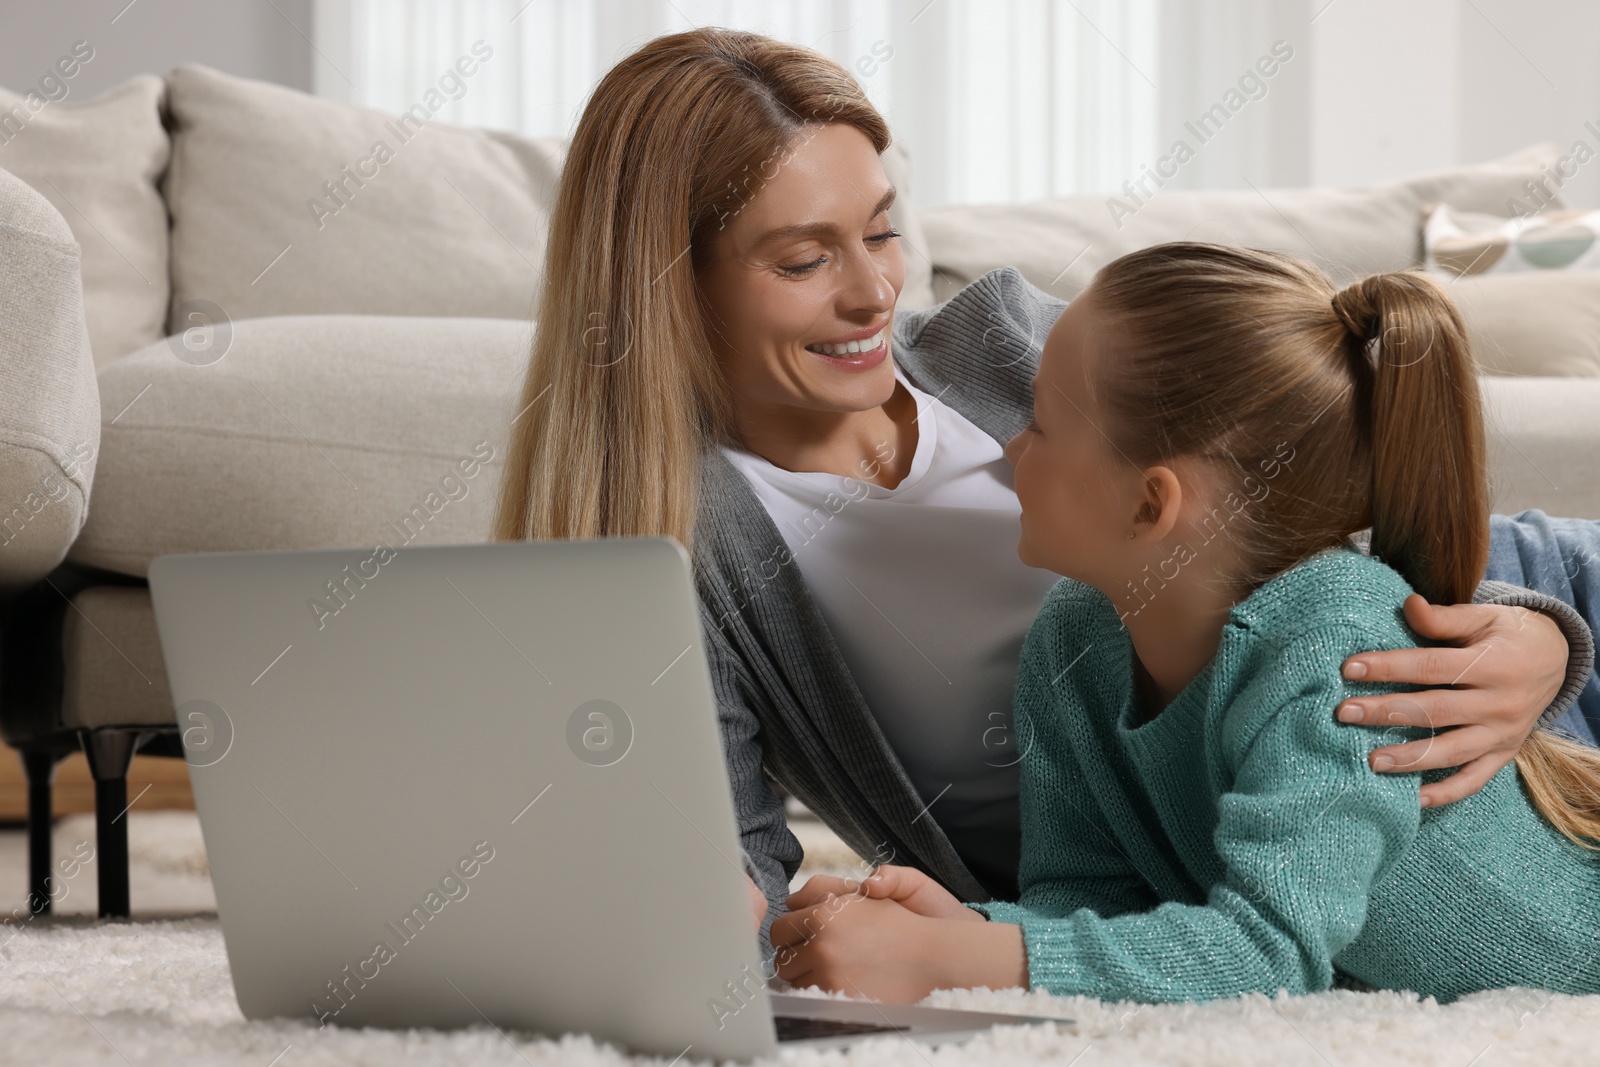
[1129,466,1184,544]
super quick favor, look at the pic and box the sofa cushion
[69,315,530,578]
[62,586,173,729]
[1450,272,1600,377]
[163,64,937,328]
[163,64,563,333]
[0,75,170,369]
[922,143,1568,302]
[1481,377,1600,520]
[1425,203,1600,276]
[0,165,99,587]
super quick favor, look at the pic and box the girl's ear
[1130,466,1184,543]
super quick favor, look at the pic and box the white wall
[1152,0,1313,191]
[1308,0,1600,206]
[1306,0,1462,189]
[1457,0,1600,208]
[0,0,313,98]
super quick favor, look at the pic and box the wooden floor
[0,744,194,821]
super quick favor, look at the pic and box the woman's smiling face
[695,122,905,430]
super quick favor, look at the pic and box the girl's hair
[1086,241,1600,848]
[491,27,889,553]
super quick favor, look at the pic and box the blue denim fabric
[1485,510,1600,745]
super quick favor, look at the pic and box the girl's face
[1003,291,1148,590]
[695,123,906,431]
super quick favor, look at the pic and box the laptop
[147,537,1060,1059]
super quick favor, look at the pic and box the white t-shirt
[720,362,1060,893]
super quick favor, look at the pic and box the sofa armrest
[0,166,99,589]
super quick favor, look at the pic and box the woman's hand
[1336,594,1568,807]
[770,891,1025,1004]
[745,873,768,933]
[787,864,982,922]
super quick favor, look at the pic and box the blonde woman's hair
[491,27,889,554]
[1086,242,1600,848]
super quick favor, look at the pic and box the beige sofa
[2,64,1598,916]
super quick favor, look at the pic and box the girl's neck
[1118,574,1238,722]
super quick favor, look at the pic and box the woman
[491,28,1597,945]
[770,244,1600,1004]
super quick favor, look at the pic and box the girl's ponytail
[1516,735,1600,849]
[1090,245,1600,847]
[1334,272,1600,850]
[1329,272,1487,605]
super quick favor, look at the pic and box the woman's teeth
[806,328,886,357]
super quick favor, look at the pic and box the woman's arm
[700,601,805,946]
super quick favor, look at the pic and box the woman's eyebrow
[754,188,896,246]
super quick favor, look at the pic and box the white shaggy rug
[3,812,1600,1065]
[0,812,219,917]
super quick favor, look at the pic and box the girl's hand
[770,894,1025,1004]
[787,864,981,921]
[1336,594,1567,807]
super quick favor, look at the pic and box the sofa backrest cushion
[163,63,562,333]
[0,165,100,586]
[162,64,937,334]
[920,143,1568,302]
[0,74,170,369]
[1451,272,1600,378]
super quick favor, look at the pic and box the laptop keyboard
[774,1014,906,1042]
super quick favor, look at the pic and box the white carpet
[3,813,1600,1065]
[0,812,218,918]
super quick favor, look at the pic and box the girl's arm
[988,629,1423,1003]
[973,660,1159,924]
[771,634,1159,1001]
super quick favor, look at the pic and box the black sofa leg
[81,729,140,919]
[20,749,61,914]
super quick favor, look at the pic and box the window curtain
[310,0,1172,207]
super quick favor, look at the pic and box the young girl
[771,242,1600,1004]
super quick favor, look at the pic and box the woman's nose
[1003,431,1024,465]
[842,249,896,315]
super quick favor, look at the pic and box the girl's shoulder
[1216,546,1430,757]
[1016,576,1126,686]
[1227,544,1418,649]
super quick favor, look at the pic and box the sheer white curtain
[310,0,1164,207]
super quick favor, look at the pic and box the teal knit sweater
[971,544,1600,1003]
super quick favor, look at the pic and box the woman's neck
[735,377,919,489]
